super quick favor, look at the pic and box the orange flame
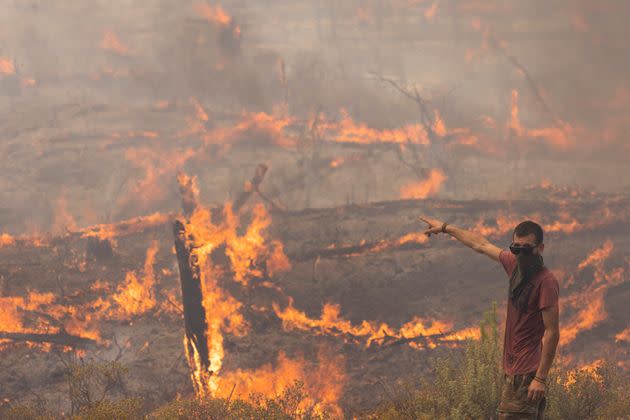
[216,351,345,417]
[560,240,625,346]
[80,212,171,242]
[180,196,292,397]
[99,30,130,55]
[329,109,429,145]
[195,3,232,26]
[400,169,447,199]
[0,233,16,247]
[424,1,438,20]
[273,298,478,349]
[616,328,630,343]
[509,89,572,149]
[0,57,15,75]
[109,242,159,318]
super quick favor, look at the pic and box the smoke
[1,0,629,233]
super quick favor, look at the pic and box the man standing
[418,216,560,419]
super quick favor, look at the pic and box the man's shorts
[497,371,546,419]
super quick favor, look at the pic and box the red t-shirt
[499,250,559,375]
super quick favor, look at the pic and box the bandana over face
[508,251,545,313]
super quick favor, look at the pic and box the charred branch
[0,331,95,348]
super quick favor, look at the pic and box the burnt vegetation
[2,0,630,418]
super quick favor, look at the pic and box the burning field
[1,0,630,417]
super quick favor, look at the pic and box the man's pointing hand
[418,215,446,237]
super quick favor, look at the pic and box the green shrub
[70,398,143,420]
[371,302,503,419]
[0,402,55,420]
[370,302,630,419]
[65,358,129,414]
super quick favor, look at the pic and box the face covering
[509,252,545,313]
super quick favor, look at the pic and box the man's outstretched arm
[418,215,503,262]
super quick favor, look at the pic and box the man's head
[511,220,544,255]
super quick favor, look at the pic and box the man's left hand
[527,379,545,402]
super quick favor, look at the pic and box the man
[418,216,560,419]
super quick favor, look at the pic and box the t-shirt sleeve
[538,273,560,310]
[499,249,517,277]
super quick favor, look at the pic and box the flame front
[273,297,479,349]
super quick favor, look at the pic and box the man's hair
[513,220,544,245]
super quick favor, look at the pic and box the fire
[1,239,171,348]
[273,298,478,349]
[616,328,630,343]
[179,196,292,398]
[560,240,625,346]
[0,233,15,247]
[204,111,296,148]
[472,212,522,238]
[99,30,130,55]
[424,1,438,20]
[186,203,291,287]
[0,57,15,75]
[0,292,56,334]
[328,109,429,145]
[195,3,232,26]
[110,242,159,318]
[356,6,373,23]
[118,146,196,213]
[0,291,102,345]
[433,110,447,137]
[509,89,524,136]
[577,240,613,271]
[216,351,345,417]
[508,89,573,149]
[80,212,172,242]
[400,169,447,199]
[194,3,241,38]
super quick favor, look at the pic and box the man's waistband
[503,371,536,386]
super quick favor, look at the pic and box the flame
[80,212,171,242]
[0,57,15,75]
[0,233,16,247]
[616,328,630,343]
[424,1,438,20]
[204,110,296,148]
[356,7,373,23]
[0,292,56,334]
[180,196,292,398]
[328,109,429,145]
[560,240,625,346]
[400,169,447,199]
[118,146,196,213]
[99,30,130,55]
[194,3,240,38]
[195,3,232,26]
[509,89,524,136]
[110,242,159,318]
[508,89,573,149]
[432,110,447,137]
[216,350,345,417]
[273,298,478,349]
[577,240,613,271]
[0,291,102,345]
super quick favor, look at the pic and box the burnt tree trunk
[173,220,211,376]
